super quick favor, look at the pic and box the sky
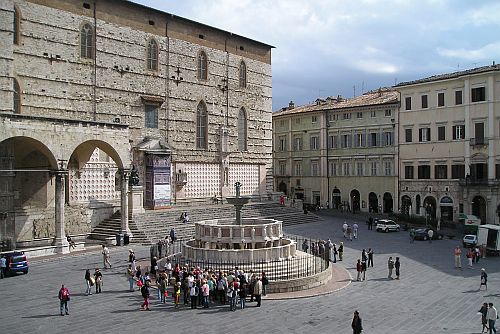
[131,0,500,111]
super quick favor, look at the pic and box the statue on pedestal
[129,166,140,186]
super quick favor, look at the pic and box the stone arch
[423,196,437,219]
[401,195,412,216]
[383,192,393,213]
[68,140,125,204]
[350,189,360,213]
[368,192,378,213]
[332,187,341,209]
[439,195,454,222]
[278,181,287,195]
[472,195,487,225]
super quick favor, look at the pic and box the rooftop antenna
[353,85,356,98]
[394,78,397,85]
[361,81,365,94]
[457,63,460,71]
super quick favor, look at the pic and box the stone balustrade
[182,238,296,263]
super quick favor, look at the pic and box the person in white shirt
[102,245,111,268]
[353,223,359,239]
[487,302,497,333]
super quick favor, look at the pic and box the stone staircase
[87,211,149,244]
[89,201,323,245]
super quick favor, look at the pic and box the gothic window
[197,51,208,80]
[196,102,208,149]
[239,61,247,88]
[13,78,21,114]
[147,38,158,70]
[14,6,20,45]
[237,107,247,151]
[80,23,94,59]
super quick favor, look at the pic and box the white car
[376,219,400,233]
[462,234,478,248]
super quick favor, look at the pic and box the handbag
[90,277,95,286]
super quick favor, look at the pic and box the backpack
[217,278,226,290]
[62,289,70,301]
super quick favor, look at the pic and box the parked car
[2,251,29,276]
[376,219,400,233]
[462,234,478,248]
[414,228,444,241]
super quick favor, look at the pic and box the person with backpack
[140,281,151,310]
[239,283,247,309]
[217,273,227,304]
[201,279,210,308]
[58,284,70,316]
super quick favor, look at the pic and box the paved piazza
[1,213,499,334]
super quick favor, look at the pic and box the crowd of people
[125,252,270,311]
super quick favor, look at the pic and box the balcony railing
[459,178,500,187]
[470,137,487,146]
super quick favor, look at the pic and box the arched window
[196,102,208,149]
[13,78,21,114]
[197,51,207,80]
[147,38,158,70]
[239,61,247,88]
[237,107,247,151]
[13,6,20,45]
[80,23,94,59]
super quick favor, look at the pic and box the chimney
[288,101,295,109]
[337,95,343,102]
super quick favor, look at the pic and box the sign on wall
[145,154,171,208]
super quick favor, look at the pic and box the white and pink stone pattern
[183,163,220,198]
[229,163,259,196]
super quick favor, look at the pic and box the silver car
[376,219,400,233]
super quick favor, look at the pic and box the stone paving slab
[1,214,500,334]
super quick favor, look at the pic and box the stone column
[54,171,69,254]
[119,169,132,237]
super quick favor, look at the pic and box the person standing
[302,239,309,253]
[58,284,70,316]
[0,255,6,279]
[127,264,135,291]
[239,283,247,309]
[353,223,359,239]
[387,256,394,279]
[427,229,434,243]
[409,228,416,243]
[332,243,338,263]
[352,310,363,334]
[190,281,199,309]
[368,217,374,230]
[466,248,474,267]
[84,269,92,295]
[479,302,489,334]
[480,268,488,290]
[94,268,103,293]
[174,282,181,308]
[338,242,344,261]
[262,272,269,296]
[367,248,374,267]
[356,259,362,281]
[395,257,401,279]
[361,260,367,281]
[343,222,348,238]
[169,228,177,242]
[361,249,368,263]
[454,246,462,269]
[487,303,497,334]
[128,249,136,272]
[102,245,111,269]
[140,281,151,310]
[201,279,210,308]
[254,277,263,307]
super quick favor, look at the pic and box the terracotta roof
[395,64,500,87]
[273,89,399,117]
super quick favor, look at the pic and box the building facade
[273,90,399,213]
[0,0,273,250]
[396,64,500,225]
